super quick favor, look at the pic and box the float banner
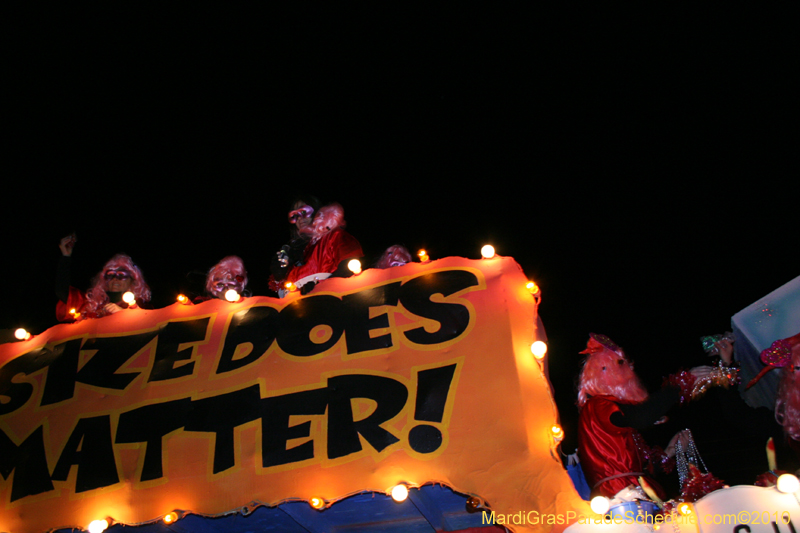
[1,257,586,533]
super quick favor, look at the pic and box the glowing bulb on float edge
[526,281,539,294]
[122,291,136,305]
[87,519,109,533]
[163,511,179,524]
[678,502,693,515]
[480,245,495,259]
[177,294,189,304]
[531,341,547,359]
[391,484,409,502]
[347,259,362,275]
[551,425,564,440]
[14,328,31,341]
[777,473,800,493]
[466,496,482,511]
[590,496,609,514]
[309,496,325,510]
[225,289,240,302]
[418,249,429,262]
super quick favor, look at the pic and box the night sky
[3,6,796,484]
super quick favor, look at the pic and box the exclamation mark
[408,364,457,453]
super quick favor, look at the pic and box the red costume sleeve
[315,228,362,273]
[55,286,86,322]
[578,396,666,499]
[287,229,363,283]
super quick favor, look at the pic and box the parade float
[1,257,798,533]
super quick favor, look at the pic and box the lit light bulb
[225,289,240,302]
[14,328,31,341]
[390,484,409,502]
[87,519,109,533]
[590,496,609,514]
[678,502,692,515]
[177,294,189,304]
[480,245,495,259]
[531,341,547,360]
[122,291,136,305]
[309,497,325,510]
[69,307,80,318]
[466,496,481,511]
[285,281,295,292]
[418,249,429,262]
[777,473,800,493]
[163,511,179,524]
[551,425,564,441]
[526,281,539,294]
[347,259,362,275]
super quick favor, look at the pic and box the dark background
[3,5,796,491]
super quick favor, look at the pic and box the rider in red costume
[283,202,362,294]
[577,333,711,499]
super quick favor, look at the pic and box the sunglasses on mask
[104,270,132,281]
